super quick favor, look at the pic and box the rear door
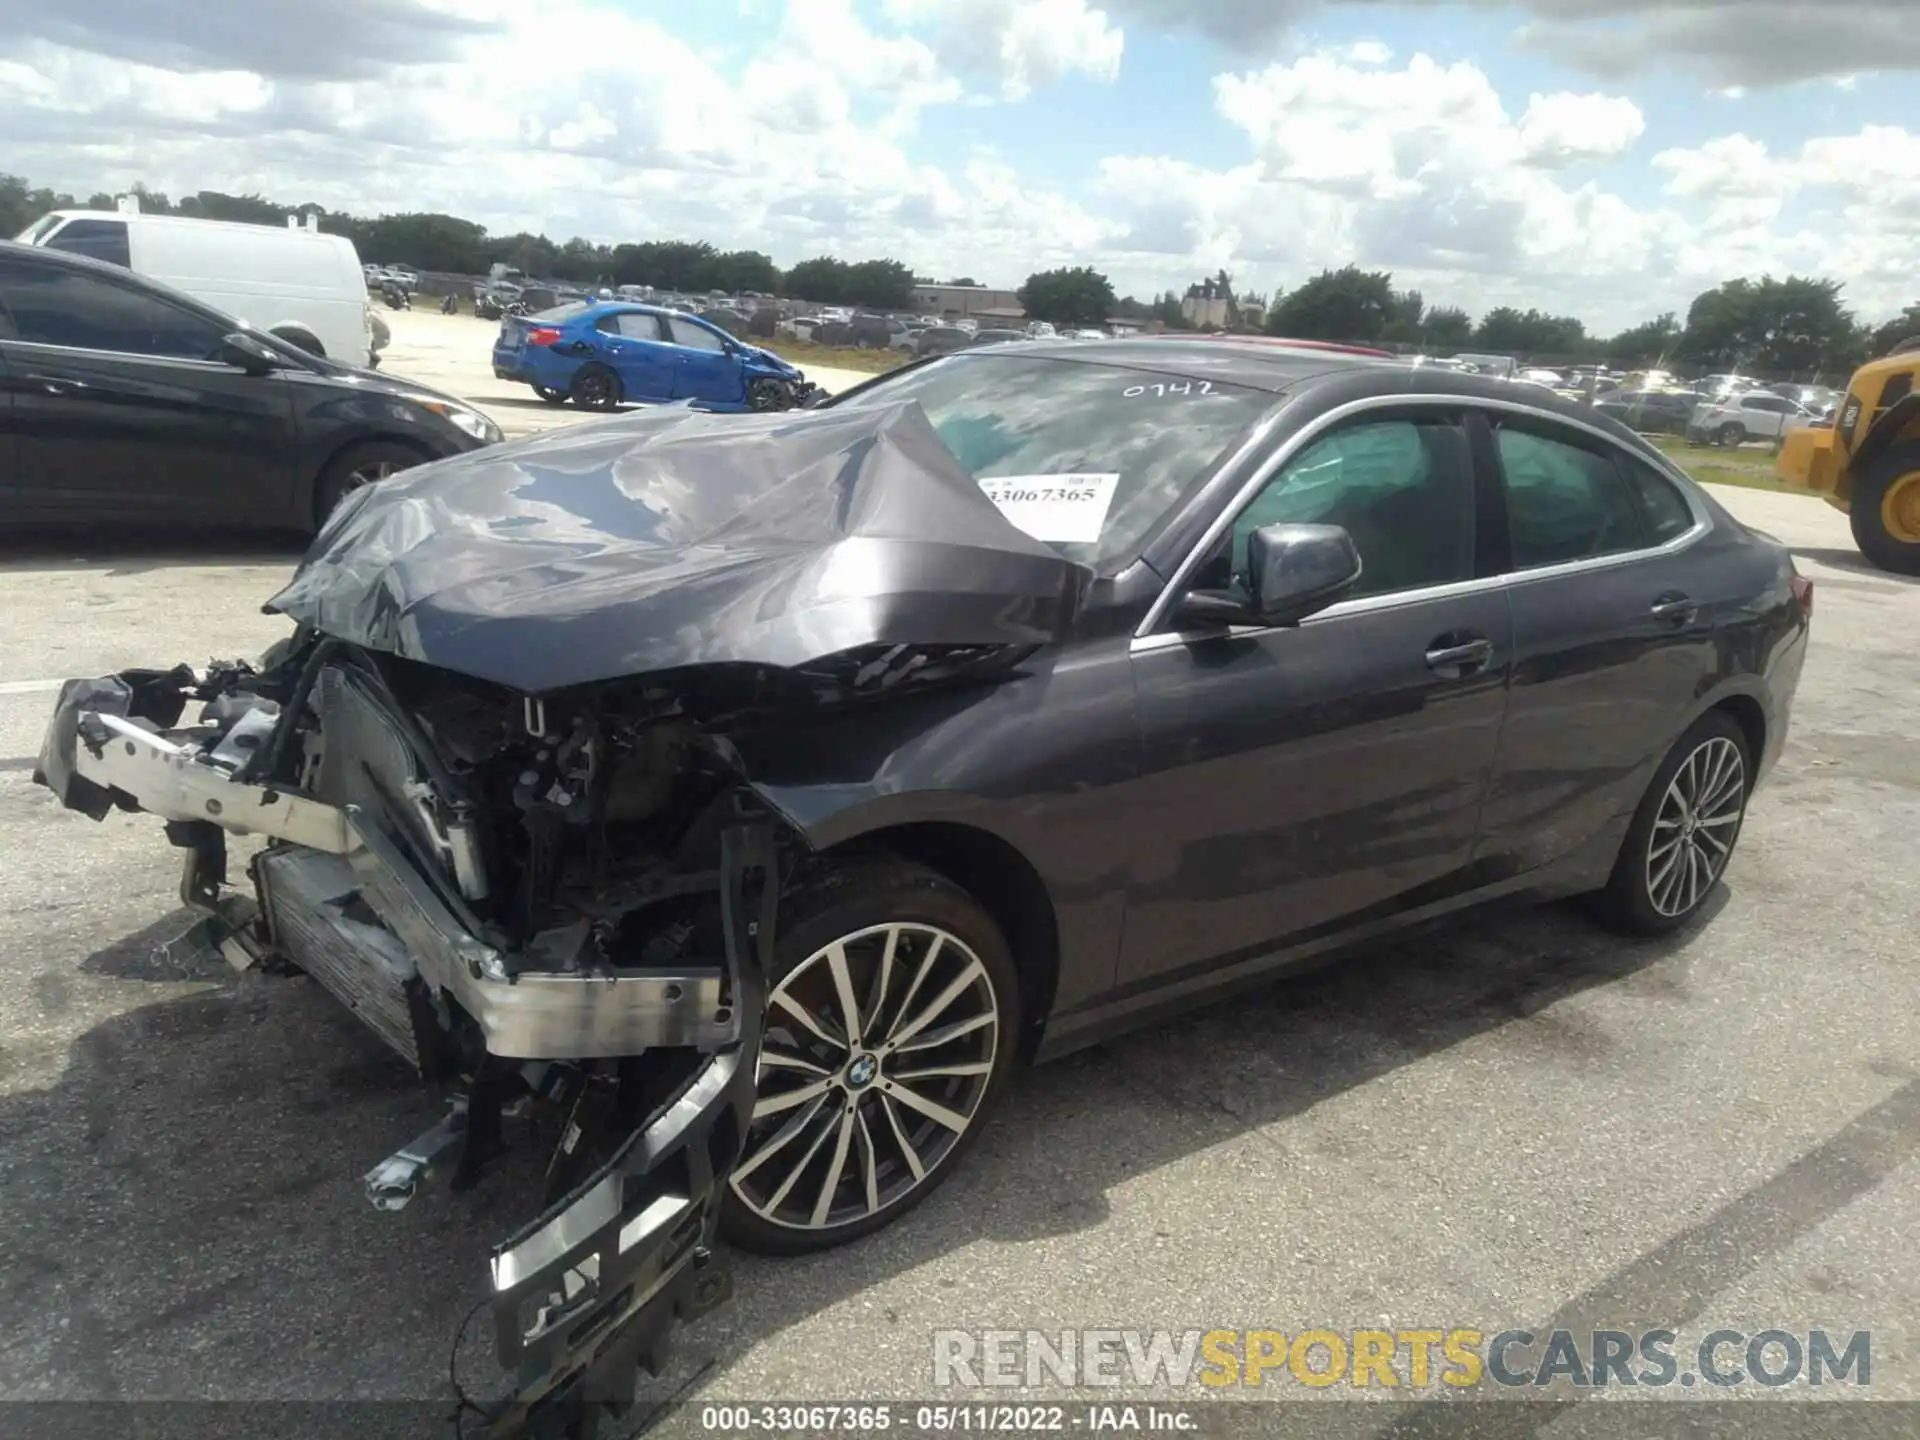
[1474,411,1722,874]
[665,315,744,405]
[594,310,676,400]
[0,251,298,520]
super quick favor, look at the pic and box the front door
[664,315,744,405]
[1120,408,1513,990]
[1473,415,1724,873]
[592,310,677,401]
[0,252,297,521]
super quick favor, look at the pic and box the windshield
[832,352,1277,567]
[15,213,65,245]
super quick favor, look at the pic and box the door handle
[1425,635,1495,675]
[1650,593,1697,625]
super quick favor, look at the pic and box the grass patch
[1649,435,1805,494]
[751,339,908,375]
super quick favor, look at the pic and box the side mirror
[1175,523,1362,630]
[220,331,280,376]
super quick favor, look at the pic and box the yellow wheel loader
[1776,337,1920,574]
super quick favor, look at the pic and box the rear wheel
[721,858,1020,1256]
[532,384,568,404]
[311,440,427,530]
[570,364,621,411]
[1715,423,1745,447]
[1849,441,1920,576]
[1593,711,1751,936]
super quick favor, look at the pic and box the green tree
[1604,312,1681,366]
[1150,291,1190,329]
[711,249,780,294]
[1474,306,1588,355]
[844,258,916,309]
[1382,288,1425,346]
[785,256,848,303]
[1677,275,1858,375]
[946,276,979,286]
[1423,306,1474,350]
[1869,302,1920,357]
[1018,266,1117,327]
[0,174,77,235]
[1266,265,1397,343]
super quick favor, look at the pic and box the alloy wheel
[729,923,1000,1233]
[345,460,397,492]
[1645,735,1746,918]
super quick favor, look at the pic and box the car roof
[991,336,1399,392]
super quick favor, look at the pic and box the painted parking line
[0,679,64,696]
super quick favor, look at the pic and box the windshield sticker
[977,473,1121,545]
[1123,379,1213,397]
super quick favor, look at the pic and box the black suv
[0,241,500,531]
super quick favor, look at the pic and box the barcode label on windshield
[977,473,1120,544]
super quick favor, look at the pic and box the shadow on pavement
[0,527,305,575]
[5,886,1912,1439]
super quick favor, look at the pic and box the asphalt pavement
[0,339,1913,1439]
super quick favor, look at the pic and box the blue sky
[1,0,1914,332]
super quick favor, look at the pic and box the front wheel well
[269,324,325,356]
[828,822,1059,1059]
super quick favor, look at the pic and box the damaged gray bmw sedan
[34,338,1809,1433]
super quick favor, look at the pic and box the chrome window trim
[1133,390,1713,642]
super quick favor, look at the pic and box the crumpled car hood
[268,401,1088,693]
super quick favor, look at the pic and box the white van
[16,210,374,366]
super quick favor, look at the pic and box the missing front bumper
[35,671,776,1437]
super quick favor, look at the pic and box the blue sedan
[491,301,818,412]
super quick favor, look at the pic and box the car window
[617,312,662,340]
[832,352,1277,567]
[1494,423,1646,569]
[1741,395,1788,413]
[0,255,225,360]
[530,302,588,322]
[1227,417,1475,602]
[1618,457,1698,544]
[43,218,131,269]
[667,316,727,353]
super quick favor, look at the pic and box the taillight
[526,327,563,347]
[1790,572,1814,622]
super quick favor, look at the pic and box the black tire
[570,363,621,411]
[1847,441,1920,577]
[311,440,427,530]
[1592,710,1752,936]
[532,384,568,405]
[746,377,790,412]
[720,856,1021,1256]
[272,327,325,357]
[1715,423,1745,448]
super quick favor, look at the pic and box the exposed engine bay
[33,624,1039,1437]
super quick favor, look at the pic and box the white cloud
[884,0,1123,100]
[1515,91,1646,167]
[0,6,1915,333]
